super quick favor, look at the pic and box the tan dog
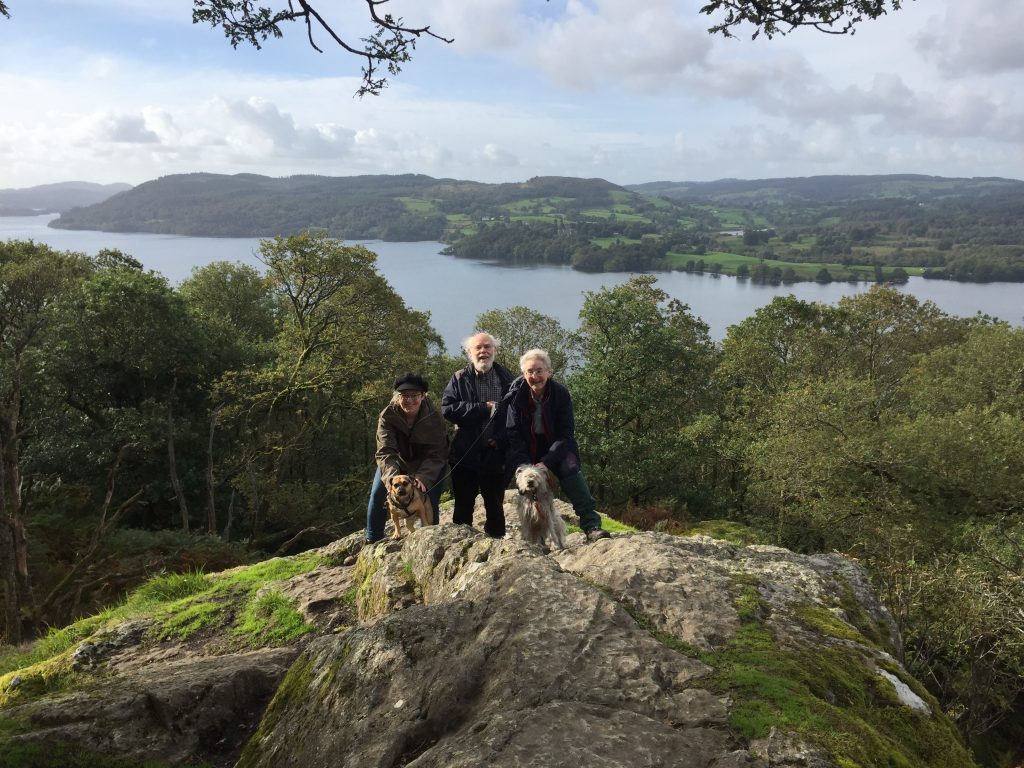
[386,474,433,539]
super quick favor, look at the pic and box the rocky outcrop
[0,494,973,768]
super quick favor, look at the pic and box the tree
[43,268,209,535]
[179,261,278,372]
[474,306,576,374]
[218,231,439,541]
[700,0,909,38]
[191,0,452,96]
[571,276,719,508]
[0,241,92,643]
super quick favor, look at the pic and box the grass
[665,249,925,281]
[0,553,328,707]
[685,519,768,547]
[579,208,650,222]
[396,196,437,214]
[232,590,315,647]
[591,236,644,248]
[565,514,637,536]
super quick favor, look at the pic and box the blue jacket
[504,376,581,481]
[441,362,515,474]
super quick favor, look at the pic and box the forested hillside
[0,181,132,215]
[2,233,1023,764]
[50,172,1024,282]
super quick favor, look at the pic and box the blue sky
[2,0,1023,188]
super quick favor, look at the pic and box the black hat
[393,373,429,393]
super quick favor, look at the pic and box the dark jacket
[441,362,514,474]
[504,376,581,480]
[375,396,448,487]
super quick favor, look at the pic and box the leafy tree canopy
[700,0,909,39]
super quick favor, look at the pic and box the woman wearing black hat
[365,373,448,543]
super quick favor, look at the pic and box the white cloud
[916,0,1024,76]
[476,143,519,167]
[526,0,712,91]
[2,0,1024,188]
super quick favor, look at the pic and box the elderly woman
[365,373,448,544]
[504,349,609,541]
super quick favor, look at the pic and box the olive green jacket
[375,396,448,487]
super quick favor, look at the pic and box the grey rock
[0,506,947,768]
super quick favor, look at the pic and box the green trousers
[558,470,602,532]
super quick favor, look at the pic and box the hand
[413,478,427,493]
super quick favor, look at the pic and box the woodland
[50,172,1024,283]
[1,231,1023,764]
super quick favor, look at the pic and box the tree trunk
[0,398,24,644]
[205,407,222,535]
[166,379,189,533]
[224,488,236,542]
[0,518,20,645]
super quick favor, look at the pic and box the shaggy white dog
[514,464,567,551]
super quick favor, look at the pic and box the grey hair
[462,331,500,355]
[519,348,552,373]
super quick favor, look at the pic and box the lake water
[3,214,1021,353]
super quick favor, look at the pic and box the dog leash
[422,407,502,497]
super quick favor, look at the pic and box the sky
[2,0,1023,189]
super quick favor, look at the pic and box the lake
[3,214,1022,353]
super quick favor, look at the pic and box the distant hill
[42,172,1024,283]
[626,174,1024,204]
[0,181,133,215]
[49,173,633,240]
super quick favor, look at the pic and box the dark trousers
[451,466,506,538]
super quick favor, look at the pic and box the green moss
[232,591,315,647]
[794,604,870,644]
[610,592,705,658]
[594,569,971,767]
[835,579,891,651]
[687,519,768,546]
[236,655,316,768]
[729,573,763,623]
[401,559,416,585]
[0,653,79,708]
[695,598,974,768]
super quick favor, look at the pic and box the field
[666,249,925,281]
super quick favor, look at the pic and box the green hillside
[48,172,1024,282]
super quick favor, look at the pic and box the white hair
[519,348,552,373]
[462,331,500,355]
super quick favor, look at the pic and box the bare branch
[191,0,453,96]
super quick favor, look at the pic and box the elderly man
[442,332,515,538]
[505,348,609,541]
